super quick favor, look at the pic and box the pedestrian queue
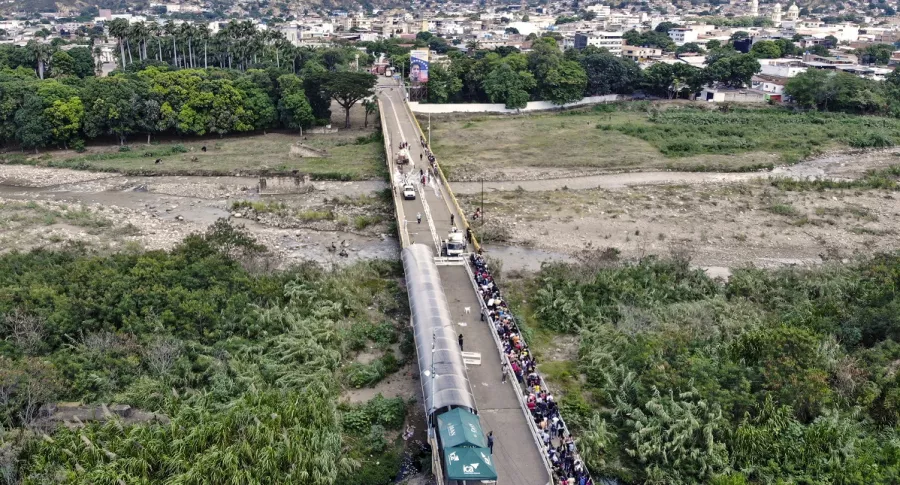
[470,253,593,485]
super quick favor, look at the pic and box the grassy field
[426,105,900,179]
[5,131,385,181]
[3,103,385,180]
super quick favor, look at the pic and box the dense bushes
[0,59,374,151]
[0,222,409,483]
[616,107,900,161]
[525,252,900,483]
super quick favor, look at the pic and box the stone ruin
[258,173,314,195]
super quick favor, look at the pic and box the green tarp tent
[444,446,498,481]
[437,408,488,448]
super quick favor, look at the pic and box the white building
[772,3,783,23]
[785,3,800,21]
[758,58,808,77]
[506,21,540,36]
[668,28,698,45]
[573,31,623,54]
[586,5,611,16]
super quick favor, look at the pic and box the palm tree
[148,21,161,61]
[92,46,102,75]
[362,99,377,128]
[164,21,178,67]
[26,40,50,79]
[196,23,211,69]
[107,18,129,68]
[130,21,150,62]
[179,23,194,68]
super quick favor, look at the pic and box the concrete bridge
[376,77,552,485]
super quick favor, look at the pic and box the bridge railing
[464,258,600,485]
[378,98,410,248]
[401,100,481,253]
[463,260,555,478]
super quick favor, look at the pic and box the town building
[573,32,623,54]
[668,27,698,45]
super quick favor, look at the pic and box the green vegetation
[616,107,900,163]
[784,68,900,117]
[0,49,376,153]
[0,201,113,231]
[10,132,384,180]
[514,252,900,484]
[0,221,412,483]
[431,106,900,175]
[422,38,757,106]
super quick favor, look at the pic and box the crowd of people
[470,253,594,485]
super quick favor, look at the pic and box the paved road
[377,78,551,485]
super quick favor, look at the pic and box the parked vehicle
[441,230,466,256]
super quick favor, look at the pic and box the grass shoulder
[428,104,900,179]
[3,131,386,181]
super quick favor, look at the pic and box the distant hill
[5,0,150,14]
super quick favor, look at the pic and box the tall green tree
[544,60,587,105]
[750,40,782,59]
[25,40,51,79]
[14,94,51,151]
[82,76,145,144]
[322,71,376,129]
[108,18,130,69]
[67,46,96,78]
[426,62,462,103]
[483,62,535,109]
[578,47,642,95]
[49,50,75,77]
[277,74,314,132]
[704,53,760,87]
[301,61,331,122]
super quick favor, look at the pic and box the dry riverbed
[461,179,900,270]
[0,165,397,266]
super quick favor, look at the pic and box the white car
[402,184,416,200]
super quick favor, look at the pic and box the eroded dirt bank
[0,165,397,266]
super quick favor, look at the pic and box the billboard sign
[410,49,429,83]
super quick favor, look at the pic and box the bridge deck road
[377,77,551,485]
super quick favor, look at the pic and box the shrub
[847,131,895,148]
[118,145,131,152]
[767,203,798,217]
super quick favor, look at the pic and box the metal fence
[378,98,410,248]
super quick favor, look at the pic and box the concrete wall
[408,95,622,114]
[258,175,312,195]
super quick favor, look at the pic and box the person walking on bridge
[458,333,464,351]
[487,431,494,453]
[417,212,422,224]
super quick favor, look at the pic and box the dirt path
[451,148,900,194]
[452,171,761,194]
